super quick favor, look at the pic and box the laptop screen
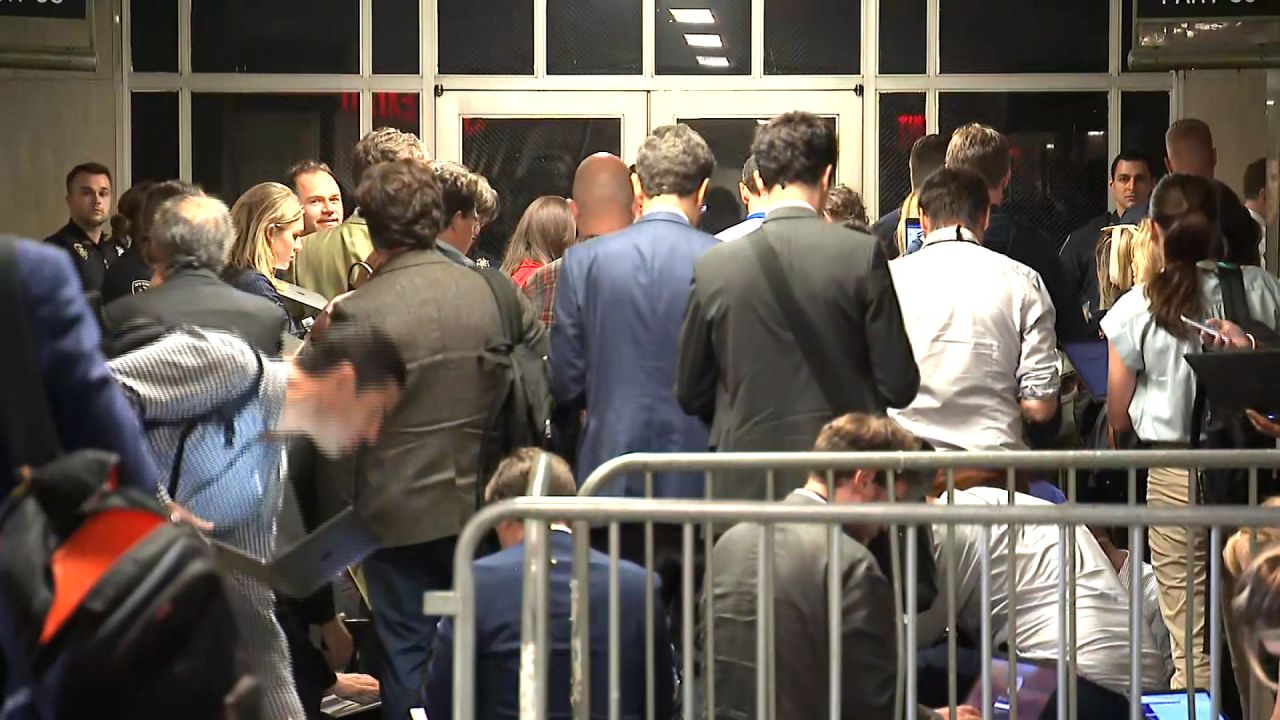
[1141,691,1226,720]
[963,658,1058,720]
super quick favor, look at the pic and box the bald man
[1165,119,1216,178]
[522,153,636,329]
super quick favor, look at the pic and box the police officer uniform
[43,221,125,294]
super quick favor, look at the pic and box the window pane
[682,116,837,235]
[939,92,1109,242]
[192,0,358,73]
[373,92,421,137]
[438,0,534,75]
[462,118,621,262]
[192,93,361,203]
[130,0,177,73]
[373,0,420,74]
[1122,91,1171,183]
[941,0,1107,74]
[131,92,179,183]
[549,0,642,75]
[764,0,859,75]
[879,0,925,74]
[656,0,750,75]
[878,93,926,220]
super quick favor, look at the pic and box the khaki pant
[1148,466,1212,689]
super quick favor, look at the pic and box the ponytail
[1144,212,1215,337]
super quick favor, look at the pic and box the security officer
[44,162,124,295]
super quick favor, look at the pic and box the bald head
[570,153,635,239]
[1165,119,1216,179]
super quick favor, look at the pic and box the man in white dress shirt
[888,166,1060,452]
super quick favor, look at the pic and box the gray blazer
[677,207,919,499]
[324,248,547,548]
[709,491,909,720]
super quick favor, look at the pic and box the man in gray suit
[321,158,547,719]
[677,111,919,501]
[709,413,977,720]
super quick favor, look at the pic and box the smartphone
[905,218,925,254]
[1181,315,1226,341]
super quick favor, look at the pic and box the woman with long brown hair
[500,195,576,288]
[1102,173,1280,691]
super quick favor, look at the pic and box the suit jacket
[550,211,717,497]
[101,267,286,356]
[1,239,158,493]
[709,492,907,720]
[325,248,547,547]
[1060,211,1118,336]
[290,213,372,301]
[871,206,903,260]
[425,531,674,720]
[676,207,919,499]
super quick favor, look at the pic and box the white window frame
[118,0,1175,218]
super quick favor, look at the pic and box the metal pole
[980,525,993,720]
[1211,525,1223,720]
[946,468,958,716]
[1006,469,1018,720]
[906,524,919,720]
[704,471,716,718]
[1058,524,1070,720]
[682,523,695,720]
[644,472,655,720]
[889,471,906,720]
[1186,467,1197,718]
[829,523,843,720]
[756,521,770,720]
[519,454,553,720]
[609,522,621,720]
[1131,522,1145,720]
[572,520,592,720]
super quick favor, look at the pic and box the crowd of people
[3,106,1280,720]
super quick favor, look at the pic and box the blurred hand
[321,614,355,671]
[1205,319,1251,350]
[330,673,379,704]
[933,707,982,720]
[165,501,213,533]
[1246,410,1280,439]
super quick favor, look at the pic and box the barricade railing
[429,449,1280,720]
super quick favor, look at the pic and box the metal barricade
[431,449,1280,720]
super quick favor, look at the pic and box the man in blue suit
[424,449,674,720]
[0,237,158,494]
[550,124,718,498]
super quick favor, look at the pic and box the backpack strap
[748,226,855,413]
[1190,263,1253,453]
[0,237,61,471]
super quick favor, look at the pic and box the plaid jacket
[521,257,561,330]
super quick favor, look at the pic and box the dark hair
[357,159,447,252]
[500,196,576,275]
[810,413,923,489]
[298,321,406,391]
[909,134,950,191]
[917,167,992,231]
[635,124,716,198]
[65,162,112,192]
[741,155,761,195]
[1217,180,1263,265]
[1146,173,1219,337]
[824,185,869,229]
[352,127,425,186]
[428,160,483,220]
[753,112,838,190]
[287,160,336,191]
[138,179,201,252]
[1111,150,1155,180]
[485,448,577,503]
[111,180,155,242]
[1245,158,1267,202]
[945,124,1010,191]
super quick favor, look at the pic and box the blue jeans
[362,536,457,720]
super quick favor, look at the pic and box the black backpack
[0,237,249,719]
[1190,262,1280,506]
[475,267,553,500]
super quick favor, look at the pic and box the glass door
[649,91,862,234]
[436,91,648,261]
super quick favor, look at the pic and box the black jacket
[1060,211,1120,337]
[985,209,1090,343]
[43,222,124,294]
[101,267,286,356]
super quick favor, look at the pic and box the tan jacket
[290,214,373,301]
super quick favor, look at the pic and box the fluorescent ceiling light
[1045,143,1056,150]
[670,8,715,24]
[1087,130,1105,137]
[1268,99,1276,106]
[696,55,730,68]
[684,33,723,48]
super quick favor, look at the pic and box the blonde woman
[1095,219,1162,313]
[224,182,306,336]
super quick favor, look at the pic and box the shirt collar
[792,488,828,504]
[435,238,476,268]
[921,224,980,248]
[643,206,691,224]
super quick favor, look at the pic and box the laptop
[1140,691,1226,720]
[962,658,1058,720]
[1185,350,1280,415]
